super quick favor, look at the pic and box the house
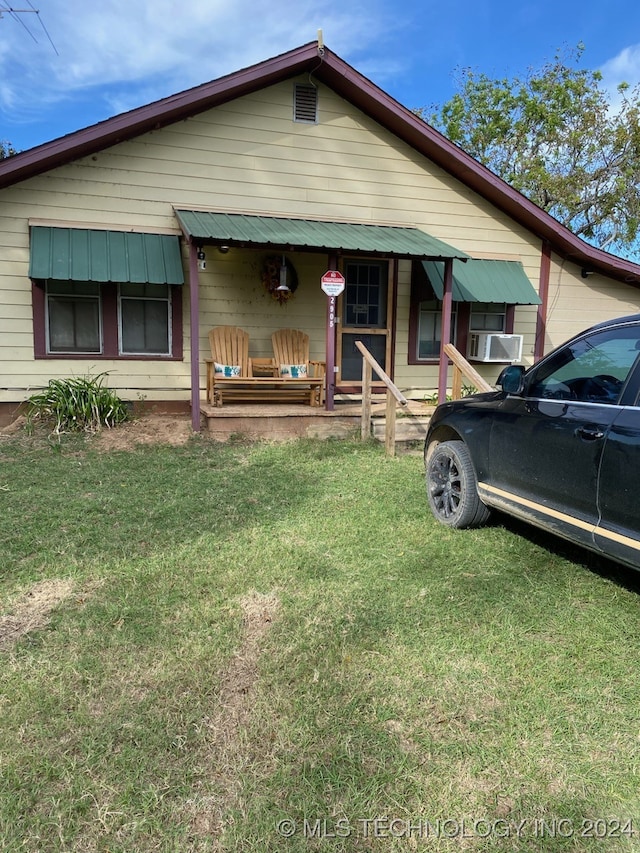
[2,39,640,431]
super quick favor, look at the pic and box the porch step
[371,415,431,444]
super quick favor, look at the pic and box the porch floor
[200,399,435,442]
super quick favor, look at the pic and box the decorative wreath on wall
[261,255,299,304]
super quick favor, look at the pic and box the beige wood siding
[537,254,640,352]
[198,250,328,364]
[2,76,635,403]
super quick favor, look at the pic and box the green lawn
[1,428,640,851]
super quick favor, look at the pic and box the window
[418,299,457,358]
[119,283,171,355]
[409,255,536,364]
[469,302,506,332]
[529,326,640,404]
[47,282,101,353]
[34,280,182,360]
[409,261,461,363]
[409,262,521,363]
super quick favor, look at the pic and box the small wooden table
[250,358,279,377]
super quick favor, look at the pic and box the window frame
[416,298,459,360]
[32,279,183,360]
[469,302,508,333]
[408,262,467,364]
[408,262,516,364]
[117,283,173,356]
[45,281,103,354]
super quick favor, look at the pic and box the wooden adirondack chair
[206,326,251,404]
[271,328,326,379]
[271,328,326,405]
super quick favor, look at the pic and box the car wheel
[426,440,491,528]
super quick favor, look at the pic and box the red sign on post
[321,270,345,296]
[322,269,344,412]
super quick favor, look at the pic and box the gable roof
[2,41,639,285]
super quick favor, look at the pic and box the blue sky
[2,0,640,153]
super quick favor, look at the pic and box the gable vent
[294,83,318,123]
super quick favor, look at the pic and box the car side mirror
[497,364,526,395]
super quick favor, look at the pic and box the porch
[200,399,435,444]
[176,211,478,433]
[199,342,486,445]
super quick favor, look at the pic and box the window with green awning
[422,258,540,304]
[29,227,184,359]
[409,259,539,365]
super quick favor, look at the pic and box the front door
[337,259,393,386]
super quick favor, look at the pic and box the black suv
[424,314,640,571]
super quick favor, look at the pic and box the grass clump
[25,373,129,434]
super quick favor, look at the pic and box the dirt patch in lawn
[218,590,280,729]
[0,578,76,650]
[93,414,195,451]
[187,590,280,843]
[1,413,195,452]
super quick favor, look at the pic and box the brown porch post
[188,240,201,432]
[437,258,454,404]
[534,240,551,362]
[325,252,339,410]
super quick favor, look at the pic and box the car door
[594,362,640,569]
[485,323,640,550]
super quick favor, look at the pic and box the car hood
[436,389,503,412]
[428,390,504,427]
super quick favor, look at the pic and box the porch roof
[423,258,541,304]
[29,226,184,284]
[174,210,469,260]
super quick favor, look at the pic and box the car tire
[426,440,491,529]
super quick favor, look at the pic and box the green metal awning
[422,258,541,304]
[29,227,184,284]
[174,210,468,259]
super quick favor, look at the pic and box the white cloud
[0,0,401,116]
[599,44,640,94]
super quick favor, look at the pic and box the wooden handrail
[355,341,493,453]
[356,340,408,456]
[355,341,408,405]
[443,343,493,398]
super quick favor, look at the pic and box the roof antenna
[0,2,59,54]
[307,28,324,88]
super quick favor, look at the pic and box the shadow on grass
[0,437,389,583]
[490,511,640,596]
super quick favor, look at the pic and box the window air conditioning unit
[468,332,523,363]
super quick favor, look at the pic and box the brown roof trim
[0,43,320,190]
[2,41,639,285]
[316,51,640,286]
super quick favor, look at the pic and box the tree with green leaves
[1,141,18,159]
[423,45,640,261]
